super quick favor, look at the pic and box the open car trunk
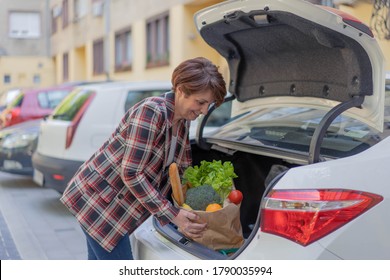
[154,143,294,259]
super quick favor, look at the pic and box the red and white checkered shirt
[60,92,192,252]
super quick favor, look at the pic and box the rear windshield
[208,87,390,159]
[6,92,24,109]
[124,90,168,112]
[37,90,71,109]
[50,89,93,121]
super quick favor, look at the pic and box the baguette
[169,162,184,206]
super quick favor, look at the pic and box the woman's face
[174,88,215,121]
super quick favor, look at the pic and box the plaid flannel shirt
[60,92,192,252]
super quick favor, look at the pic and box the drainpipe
[45,0,51,57]
[104,0,111,81]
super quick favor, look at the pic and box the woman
[60,57,227,260]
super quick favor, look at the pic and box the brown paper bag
[191,200,244,250]
[174,185,244,251]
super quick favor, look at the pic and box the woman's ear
[176,87,183,97]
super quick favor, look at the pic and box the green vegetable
[183,160,238,200]
[185,184,222,211]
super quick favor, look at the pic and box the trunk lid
[194,0,386,131]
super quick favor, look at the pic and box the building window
[146,12,169,68]
[74,0,88,21]
[62,0,69,28]
[51,8,58,34]
[93,39,105,75]
[4,75,11,84]
[92,0,104,17]
[63,53,69,81]
[33,74,41,84]
[9,12,41,38]
[115,28,132,72]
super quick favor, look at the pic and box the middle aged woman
[60,57,227,260]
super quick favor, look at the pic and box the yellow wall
[0,57,55,91]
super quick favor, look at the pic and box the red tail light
[5,108,21,127]
[65,93,95,149]
[52,174,65,181]
[260,189,383,246]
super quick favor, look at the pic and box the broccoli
[185,184,222,211]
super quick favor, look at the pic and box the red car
[0,84,78,129]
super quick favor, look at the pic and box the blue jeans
[81,227,134,260]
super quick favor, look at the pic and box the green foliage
[185,184,222,211]
[183,160,238,201]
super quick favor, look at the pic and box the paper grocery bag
[173,187,244,251]
[192,200,244,250]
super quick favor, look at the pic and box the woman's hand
[172,209,207,239]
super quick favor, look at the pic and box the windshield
[37,90,71,109]
[50,89,94,121]
[205,89,390,159]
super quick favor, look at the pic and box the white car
[32,81,171,192]
[130,0,390,259]
[32,81,231,193]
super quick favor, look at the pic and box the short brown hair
[171,57,226,107]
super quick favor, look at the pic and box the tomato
[228,190,243,204]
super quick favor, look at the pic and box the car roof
[75,80,172,92]
[20,84,77,95]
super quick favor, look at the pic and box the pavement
[0,171,87,260]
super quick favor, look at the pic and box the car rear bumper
[31,152,83,193]
[131,217,342,260]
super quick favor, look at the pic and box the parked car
[31,81,171,192]
[0,84,77,129]
[32,80,232,193]
[129,0,390,260]
[0,82,111,176]
[0,119,41,175]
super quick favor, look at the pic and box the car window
[124,90,167,112]
[204,101,232,127]
[6,92,24,109]
[50,89,93,121]
[0,89,21,106]
[208,87,390,159]
[37,90,71,109]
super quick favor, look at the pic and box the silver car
[130,0,389,259]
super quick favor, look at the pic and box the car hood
[194,0,386,131]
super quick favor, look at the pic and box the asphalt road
[0,171,86,260]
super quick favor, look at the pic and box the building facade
[0,0,55,92]
[49,0,227,84]
[1,0,389,93]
